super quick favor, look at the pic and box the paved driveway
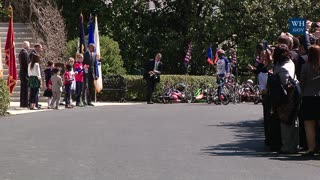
[0,103,319,180]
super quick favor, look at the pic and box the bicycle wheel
[159,82,170,103]
[184,90,192,103]
[220,86,230,105]
[207,87,215,104]
[233,84,241,104]
[185,85,195,103]
[226,84,235,104]
[253,85,261,104]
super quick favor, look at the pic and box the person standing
[75,53,84,106]
[29,43,43,61]
[29,43,44,108]
[249,47,274,146]
[64,64,74,108]
[50,68,63,109]
[67,57,76,105]
[143,53,163,104]
[300,45,320,156]
[215,49,230,104]
[272,44,299,154]
[18,41,30,108]
[83,43,97,106]
[43,60,54,108]
[28,54,41,110]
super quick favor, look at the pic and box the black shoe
[88,103,94,106]
[147,101,154,104]
[278,150,298,155]
[301,151,315,157]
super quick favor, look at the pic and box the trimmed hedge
[0,79,10,116]
[97,75,215,102]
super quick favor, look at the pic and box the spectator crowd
[251,20,320,157]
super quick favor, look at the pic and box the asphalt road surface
[0,103,320,180]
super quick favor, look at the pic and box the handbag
[267,72,288,106]
[43,89,53,97]
[274,75,301,125]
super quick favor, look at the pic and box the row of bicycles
[155,76,262,105]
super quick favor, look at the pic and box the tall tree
[59,0,320,74]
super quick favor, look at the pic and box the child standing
[68,57,76,105]
[64,64,74,108]
[50,68,63,109]
[74,53,84,106]
[44,60,54,108]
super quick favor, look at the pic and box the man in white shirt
[215,49,230,103]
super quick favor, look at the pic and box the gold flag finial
[8,5,13,17]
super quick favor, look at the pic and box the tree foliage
[58,0,320,74]
[4,0,67,64]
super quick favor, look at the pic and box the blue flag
[88,15,99,78]
[207,47,213,65]
[88,15,95,45]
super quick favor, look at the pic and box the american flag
[232,48,237,64]
[184,41,192,65]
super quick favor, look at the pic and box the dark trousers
[83,73,95,104]
[20,78,28,107]
[76,81,83,104]
[65,84,71,106]
[36,89,39,107]
[29,87,39,104]
[298,109,307,150]
[262,95,272,145]
[146,80,157,102]
[216,75,225,101]
[30,88,39,107]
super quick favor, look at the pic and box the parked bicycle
[157,81,192,103]
[190,83,213,103]
[207,77,230,105]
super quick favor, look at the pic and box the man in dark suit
[29,43,42,60]
[83,43,97,106]
[143,53,163,104]
[18,41,30,108]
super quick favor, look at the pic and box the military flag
[5,6,17,94]
[78,13,86,53]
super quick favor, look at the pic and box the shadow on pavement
[202,119,313,161]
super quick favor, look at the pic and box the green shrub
[97,75,216,102]
[0,79,10,116]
